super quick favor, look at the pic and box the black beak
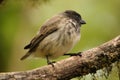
[80,20,86,24]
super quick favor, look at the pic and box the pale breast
[34,19,80,59]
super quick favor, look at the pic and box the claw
[48,61,56,67]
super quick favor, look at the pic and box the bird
[20,10,86,65]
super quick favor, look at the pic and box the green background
[0,0,119,80]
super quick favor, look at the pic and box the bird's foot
[47,61,56,67]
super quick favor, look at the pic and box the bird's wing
[21,15,62,60]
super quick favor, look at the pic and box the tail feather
[20,52,31,60]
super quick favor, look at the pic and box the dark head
[64,10,86,25]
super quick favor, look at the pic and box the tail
[20,52,32,60]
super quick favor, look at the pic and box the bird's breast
[34,20,80,59]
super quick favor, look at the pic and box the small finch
[20,10,86,64]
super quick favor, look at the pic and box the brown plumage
[20,10,86,64]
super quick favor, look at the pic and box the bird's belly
[34,29,80,59]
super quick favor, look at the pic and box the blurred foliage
[0,0,120,79]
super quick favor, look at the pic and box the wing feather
[21,15,62,60]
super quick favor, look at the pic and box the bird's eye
[76,15,79,18]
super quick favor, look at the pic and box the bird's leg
[46,55,55,67]
[64,52,82,56]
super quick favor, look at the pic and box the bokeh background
[0,0,120,80]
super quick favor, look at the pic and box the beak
[80,20,86,24]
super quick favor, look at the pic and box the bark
[0,35,120,80]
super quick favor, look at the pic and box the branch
[0,35,120,80]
